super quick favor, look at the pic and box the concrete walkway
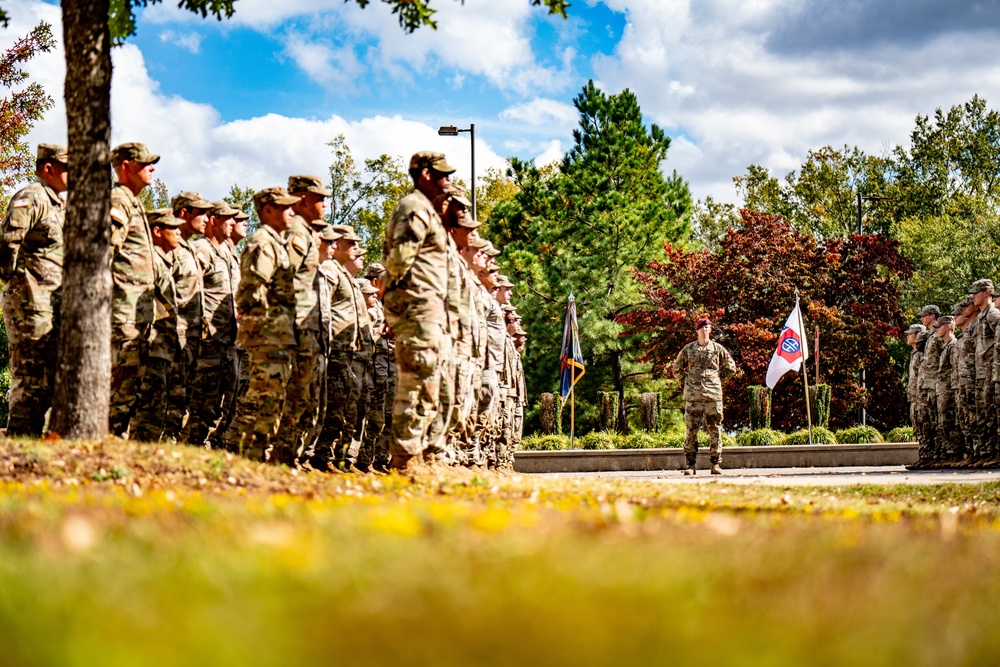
[541,465,1000,486]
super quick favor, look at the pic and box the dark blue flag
[559,294,586,399]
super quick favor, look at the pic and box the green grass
[1,437,1000,666]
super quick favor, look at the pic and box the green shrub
[659,432,734,449]
[834,425,883,444]
[811,384,831,427]
[736,428,785,447]
[885,426,916,443]
[620,433,661,449]
[782,427,837,445]
[578,431,621,450]
[518,435,570,451]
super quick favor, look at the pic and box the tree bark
[611,349,627,434]
[51,0,112,439]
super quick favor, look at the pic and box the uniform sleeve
[109,201,130,251]
[672,346,687,382]
[0,191,37,280]
[720,345,737,379]
[154,257,177,320]
[384,204,430,283]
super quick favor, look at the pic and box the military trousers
[110,324,151,437]
[916,393,938,460]
[274,331,324,459]
[358,351,389,469]
[460,363,485,467]
[973,381,996,456]
[936,392,962,458]
[424,339,456,465]
[447,353,476,465]
[475,368,501,468]
[349,355,374,466]
[374,355,397,469]
[312,347,358,470]
[683,399,723,465]
[129,355,174,443]
[186,340,232,448]
[221,344,292,464]
[4,320,57,437]
[390,323,446,462]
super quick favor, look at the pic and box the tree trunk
[611,349,627,434]
[50,0,112,439]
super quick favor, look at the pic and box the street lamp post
[438,123,476,219]
[854,192,891,427]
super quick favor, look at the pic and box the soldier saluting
[672,317,737,476]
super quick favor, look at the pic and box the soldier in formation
[1,145,527,474]
[906,278,1000,469]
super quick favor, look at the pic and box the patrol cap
[993,289,1000,298]
[514,324,527,335]
[696,317,711,330]
[915,330,931,344]
[111,142,160,166]
[37,143,68,164]
[918,304,940,317]
[364,262,386,279]
[468,237,490,250]
[496,275,514,288]
[357,247,369,257]
[356,278,378,295]
[147,208,183,228]
[445,183,472,208]
[287,174,332,197]
[253,187,300,211]
[458,217,483,230]
[234,209,250,221]
[409,151,456,174]
[904,323,926,335]
[967,278,995,295]
[319,225,343,242]
[209,200,239,217]
[330,224,362,242]
[934,315,955,327]
[501,303,516,313]
[951,303,965,316]
[171,191,212,212]
[482,241,501,257]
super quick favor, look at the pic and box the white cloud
[159,30,203,54]
[8,1,505,202]
[593,0,1000,203]
[283,39,364,92]
[500,98,578,127]
[533,140,564,168]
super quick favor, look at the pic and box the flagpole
[570,381,575,449]
[795,290,814,445]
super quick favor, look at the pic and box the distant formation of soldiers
[906,278,1000,469]
[0,143,527,473]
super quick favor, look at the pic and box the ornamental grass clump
[834,426,884,444]
[736,428,785,447]
[518,435,570,451]
[885,426,916,443]
[782,427,837,445]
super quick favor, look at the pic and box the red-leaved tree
[621,209,914,430]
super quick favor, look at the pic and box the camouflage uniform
[958,314,979,457]
[0,159,64,436]
[109,181,156,436]
[221,197,296,463]
[217,237,248,438]
[498,331,519,469]
[918,327,944,461]
[477,289,506,467]
[163,234,202,440]
[513,335,526,452]
[907,331,925,432]
[465,273,490,467]
[130,239,179,443]
[314,254,363,469]
[186,234,237,447]
[360,295,389,469]
[350,279,377,468]
[936,324,961,460]
[975,300,1000,458]
[273,213,324,459]
[382,166,452,466]
[672,338,737,469]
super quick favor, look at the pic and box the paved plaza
[542,465,1000,486]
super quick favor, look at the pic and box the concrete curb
[513,442,919,474]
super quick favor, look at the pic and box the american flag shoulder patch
[11,198,30,208]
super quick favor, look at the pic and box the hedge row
[519,425,916,451]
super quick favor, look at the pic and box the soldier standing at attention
[221,187,298,463]
[915,305,942,464]
[0,144,67,436]
[382,152,453,472]
[672,318,737,476]
[904,323,926,443]
[365,263,396,472]
[129,209,181,442]
[186,200,239,447]
[109,142,160,436]
[273,175,326,459]
[934,316,961,466]
[970,280,999,465]
[168,192,210,441]
[955,300,979,466]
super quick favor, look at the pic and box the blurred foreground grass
[1,438,1000,666]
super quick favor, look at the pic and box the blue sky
[10,0,1000,205]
